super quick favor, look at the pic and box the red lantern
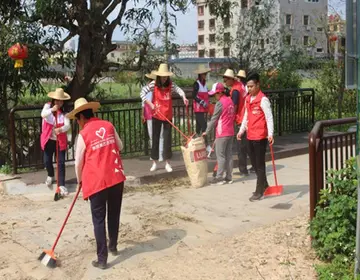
[330,35,338,42]
[7,43,28,68]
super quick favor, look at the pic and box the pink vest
[144,103,153,120]
[216,95,235,138]
[193,80,209,113]
[80,118,126,199]
[40,104,67,151]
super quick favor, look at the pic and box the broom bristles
[39,250,57,268]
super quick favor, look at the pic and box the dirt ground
[0,175,318,280]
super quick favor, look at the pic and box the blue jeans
[43,139,66,186]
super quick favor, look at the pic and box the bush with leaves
[309,157,357,279]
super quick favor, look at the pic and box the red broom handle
[156,110,190,142]
[51,185,82,252]
[55,112,59,191]
[269,144,279,186]
[186,104,191,136]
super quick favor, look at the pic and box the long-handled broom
[39,184,82,268]
[54,111,62,201]
[264,144,283,197]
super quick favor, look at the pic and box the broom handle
[186,104,191,136]
[156,110,190,142]
[51,185,82,252]
[269,144,279,186]
[55,112,59,192]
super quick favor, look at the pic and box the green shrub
[309,157,357,278]
[172,77,194,88]
[315,255,358,280]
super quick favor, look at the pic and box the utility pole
[163,0,169,62]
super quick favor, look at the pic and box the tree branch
[103,0,122,18]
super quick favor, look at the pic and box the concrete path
[0,154,311,280]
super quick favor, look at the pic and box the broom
[39,184,82,268]
[54,111,62,201]
[263,144,283,197]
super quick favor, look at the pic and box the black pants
[151,117,172,161]
[195,112,208,145]
[43,139,66,186]
[89,182,124,264]
[237,130,248,173]
[247,139,269,195]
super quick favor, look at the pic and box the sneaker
[91,260,107,270]
[212,170,217,178]
[150,162,157,172]
[59,186,69,196]
[224,178,233,184]
[165,162,173,173]
[239,169,249,176]
[45,176,54,188]
[249,193,263,202]
[206,145,212,154]
[210,178,226,185]
[109,248,118,256]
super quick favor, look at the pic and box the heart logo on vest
[95,127,106,139]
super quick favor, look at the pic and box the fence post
[278,93,283,136]
[311,89,315,126]
[9,108,18,174]
[309,131,317,220]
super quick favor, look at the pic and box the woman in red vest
[237,73,274,202]
[140,63,189,173]
[40,88,71,196]
[192,64,212,153]
[67,98,125,269]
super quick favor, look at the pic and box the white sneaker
[45,176,54,188]
[165,162,173,173]
[60,186,69,196]
[150,162,157,172]
[206,145,212,153]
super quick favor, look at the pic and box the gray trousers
[215,136,233,180]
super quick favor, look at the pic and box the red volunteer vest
[153,83,172,121]
[215,95,235,138]
[230,81,247,125]
[80,118,126,199]
[246,91,268,141]
[193,80,209,113]
[40,103,67,151]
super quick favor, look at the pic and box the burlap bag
[181,137,208,188]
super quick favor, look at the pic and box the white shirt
[239,95,274,137]
[74,130,123,183]
[41,103,70,140]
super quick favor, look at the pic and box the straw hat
[47,88,71,100]
[145,71,157,80]
[153,63,173,77]
[66,98,100,119]
[237,70,246,78]
[194,64,211,74]
[223,69,235,79]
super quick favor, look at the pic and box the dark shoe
[92,260,107,270]
[109,248,118,256]
[249,193,263,202]
[239,170,249,176]
[224,178,233,184]
[210,178,226,185]
[249,167,256,173]
[212,170,217,178]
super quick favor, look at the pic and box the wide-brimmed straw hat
[153,63,173,77]
[194,64,211,74]
[223,69,236,79]
[47,88,71,100]
[237,70,246,78]
[66,98,100,119]
[145,71,157,80]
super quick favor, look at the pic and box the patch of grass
[0,164,12,174]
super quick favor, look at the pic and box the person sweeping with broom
[67,98,126,269]
[40,88,71,197]
[140,63,189,173]
[237,73,274,202]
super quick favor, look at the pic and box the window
[241,0,248,8]
[254,0,261,5]
[260,39,265,49]
[117,58,120,62]
[209,4,215,15]
[303,36,309,46]
[198,35,204,45]
[303,15,309,25]
[224,32,231,42]
[198,6,204,16]
[317,27,323,32]
[209,34,216,43]
[224,17,230,28]
[111,53,115,58]
[285,35,292,45]
[316,48,323,53]
[209,49,216,57]
[285,14,292,25]
[305,0,319,2]
[223,48,230,57]
[209,19,215,29]
[198,20,204,30]
[198,50,205,58]
[266,38,269,44]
